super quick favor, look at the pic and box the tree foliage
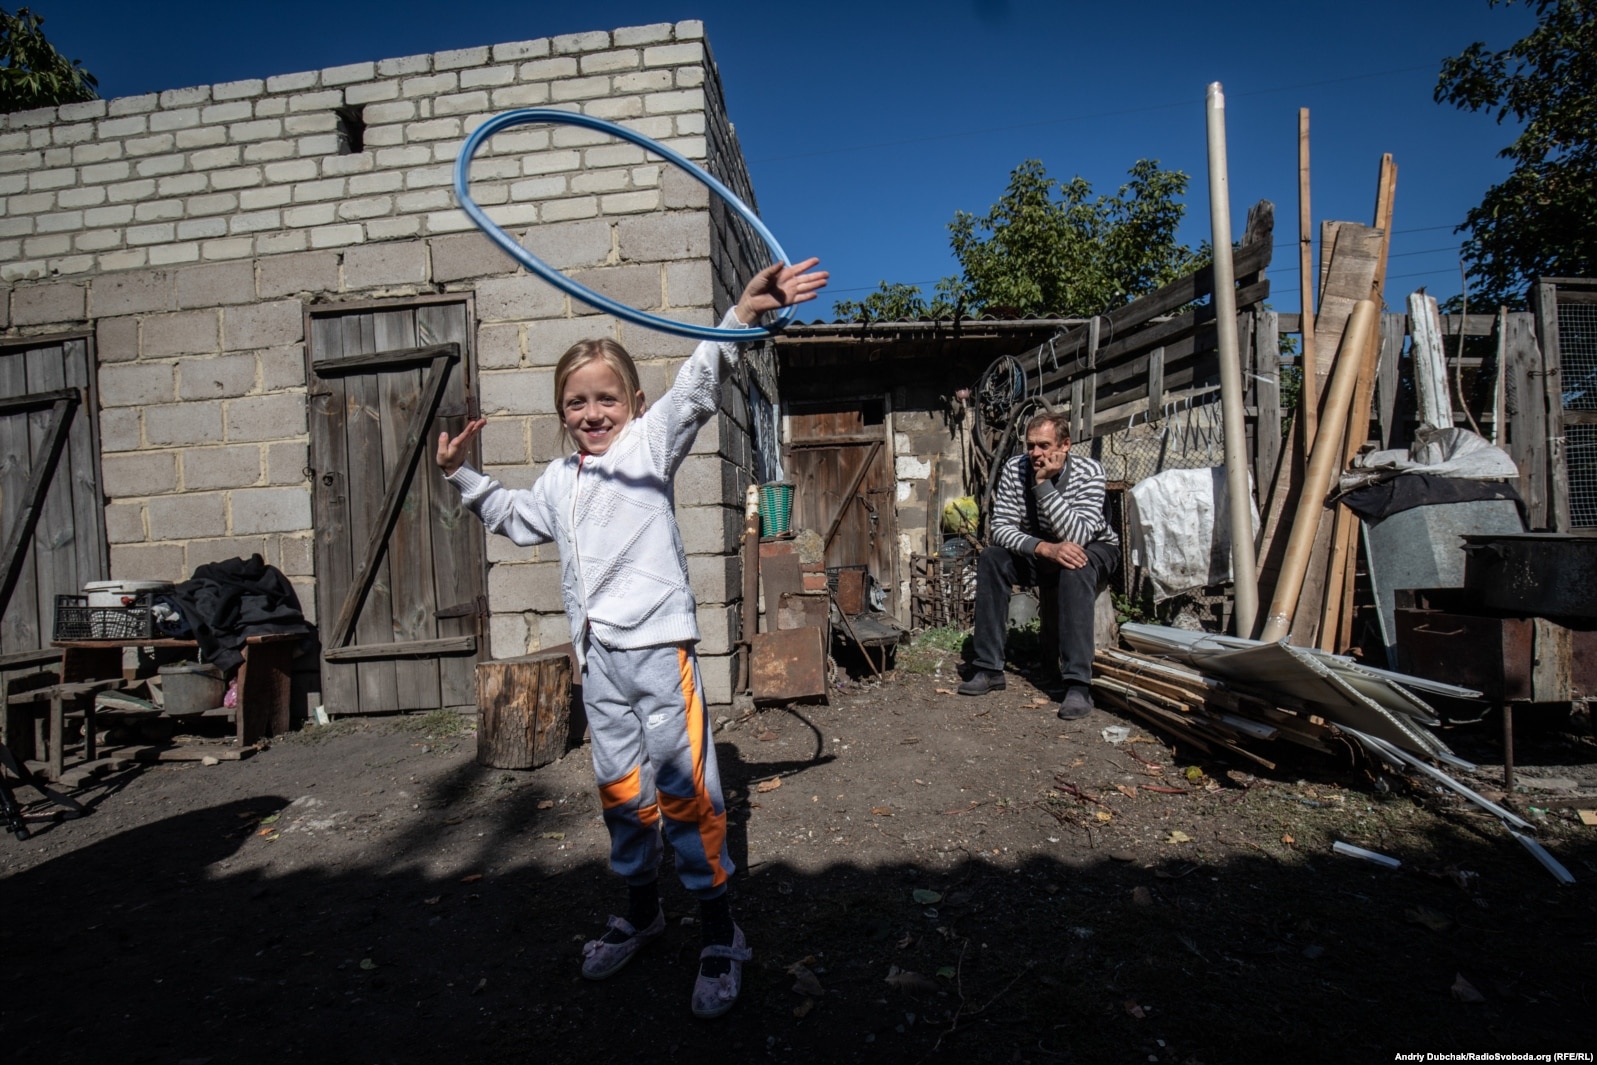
[1436,0,1596,305]
[834,159,1203,321]
[1,6,97,114]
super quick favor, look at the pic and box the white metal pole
[1205,82,1259,638]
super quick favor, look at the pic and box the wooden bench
[53,633,297,748]
[5,677,126,782]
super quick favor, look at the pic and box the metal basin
[1461,533,1597,620]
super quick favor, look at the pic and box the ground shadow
[3,737,1593,1065]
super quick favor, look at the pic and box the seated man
[958,412,1120,719]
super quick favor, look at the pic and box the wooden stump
[476,651,573,770]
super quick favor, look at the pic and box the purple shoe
[691,924,752,1019]
[580,908,665,981]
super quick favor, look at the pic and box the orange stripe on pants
[653,647,728,889]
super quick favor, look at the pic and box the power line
[748,64,1438,165]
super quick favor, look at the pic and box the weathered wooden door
[785,402,898,617]
[0,335,106,660]
[307,301,486,715]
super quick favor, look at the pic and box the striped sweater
[989,451,1118,555]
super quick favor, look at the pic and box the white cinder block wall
[0,21,768,708]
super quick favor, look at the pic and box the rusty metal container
[1393,608,1534,701]
[1461,533,1597,620]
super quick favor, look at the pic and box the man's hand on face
[1026,421,1070,485]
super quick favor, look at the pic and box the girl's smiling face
[562,359,643,456]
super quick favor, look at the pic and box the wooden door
[785,402,898,617]
[0,336,106,659]
[307,301,486,715]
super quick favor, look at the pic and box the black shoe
[1032,670,1066,697]
[957,671,1006,696]
[1056,687,1094,720]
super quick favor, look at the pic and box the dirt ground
[3,636,1595,1065]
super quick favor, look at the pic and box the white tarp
[1127,467,1259,602]
[1339,426,1519,492]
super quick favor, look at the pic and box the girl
[435,258,827,1018]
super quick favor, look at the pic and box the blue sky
[45,0,1532,318]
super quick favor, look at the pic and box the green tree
[833,280,957,322]
[835,159,1202,321]
[1436,0,1596,305]
[1,6,97,113]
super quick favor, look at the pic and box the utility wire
[748,64,1438,165]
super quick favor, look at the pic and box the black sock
[699,893,735,978]
[601,879,659,944]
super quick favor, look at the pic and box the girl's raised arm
[733,258,828,324]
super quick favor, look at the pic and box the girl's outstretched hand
[436,418,486,476]
[734,258,829,324]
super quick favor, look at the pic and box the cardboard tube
[1258,299,1377,642]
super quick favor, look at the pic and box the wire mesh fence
[1093,390,1231,484]
[1558,299,1597,528]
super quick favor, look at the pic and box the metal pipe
[738,484,760,694]
[1258,299,1378,642]
[1205,83,1259,638]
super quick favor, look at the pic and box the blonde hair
[553,338,644,423]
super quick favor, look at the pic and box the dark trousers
[972,541,1120,688]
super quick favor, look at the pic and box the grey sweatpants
[582,638,734,899]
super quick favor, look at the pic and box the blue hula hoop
[453,109,794,341]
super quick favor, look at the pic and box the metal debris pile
[1093,622,1575,884]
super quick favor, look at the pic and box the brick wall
[0,20,763,709]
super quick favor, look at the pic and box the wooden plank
[1410,292,1452,427]
[1317,220,1341,306]
[1376,312,1403,448]
[0,349,37,654]
[1324,161,1397,651]
[417,301,482,707]
[322,636,478,661]
[0,387,78,417]
[1491,307,1509,445]
[1082,317,1100,439]
[1531,617,1573,702]
[307,314,362,716]
[1146,346,1165,423]
[1504,313,1548,527]
[0,396,75,628]
[1254,311,1282,497]
[1312,222,1382,384]
[61,340,107,606]
[1238,310,1257,493]
[1019,205,1275,388]
[1297,108,1318,447]
[25,348,74,657]
[312,343,458,377]
[340,313,399,712]
[373,307,440,712]
[1533,281,1571,532]
[1037,278,1272,393]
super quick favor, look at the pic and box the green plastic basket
[758,482,794,538]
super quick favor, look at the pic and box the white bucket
[84,579,173,608]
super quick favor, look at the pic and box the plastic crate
[53,592,157,640]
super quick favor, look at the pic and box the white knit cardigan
[447,312,750,655]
